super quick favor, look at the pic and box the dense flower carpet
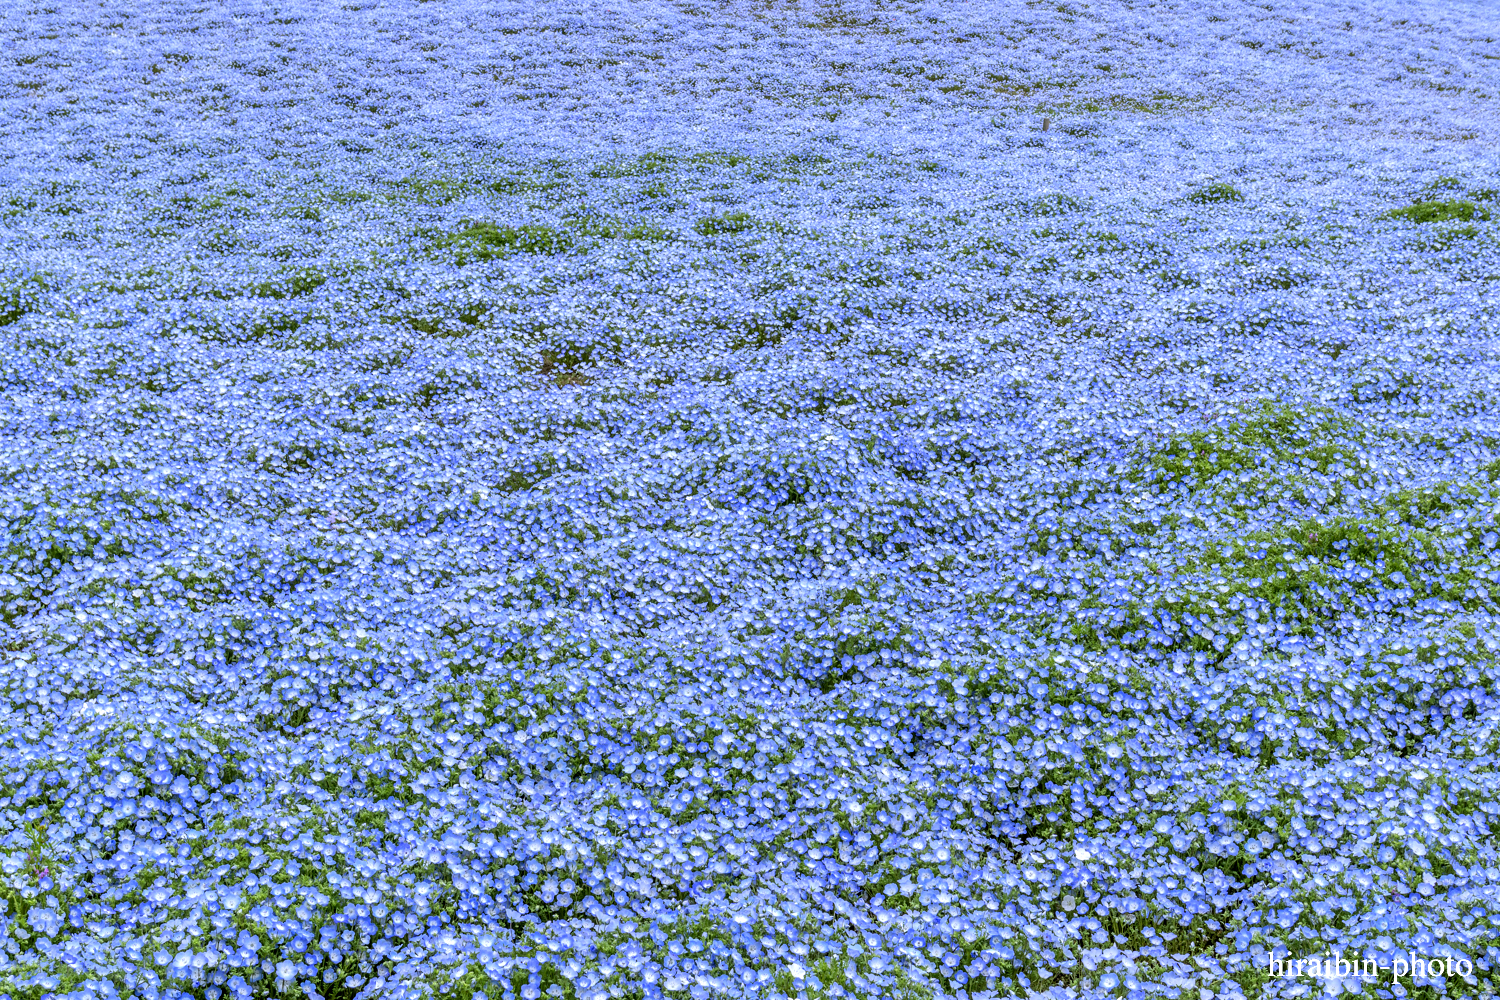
[2,0,1499,997]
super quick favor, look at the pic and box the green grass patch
[1374,481,1486,528]
[589,151,679,179]
[590,151,759,179]
[486,174,566,196]
[1224,234,1312,258]
[381,166,572,206]
[590,150,830,187]
[694,210,757,236]
[1128,400,1366,492]
[1022,192,1085,218]
[4,179,85,218]
[0,270,51,326]
[386,176,474,206]
[564,212,674,242]
[1381,198,1491,224]
[243,266,329,300]
[1033,91,1209,118]
[1188,182,1245,205]
[1196,515,1453,615]
[434,222,572,264]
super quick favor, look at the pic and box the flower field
[3,0,1500,998]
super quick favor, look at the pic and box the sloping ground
[2,1,1500,999]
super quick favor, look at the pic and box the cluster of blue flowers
[3,0,1500,998]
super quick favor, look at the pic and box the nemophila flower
[2,1,1499,999]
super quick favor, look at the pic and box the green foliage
[1196,515,1458,616]
[1188,182,1245,204]
[5,179,84,217]
[590,150,757,179]
[416,959,576,1000]
[0,967,97,1000]
[244,267,328,300]
[1375,481,1484,527]
[435,222,571,264]
[1130,401,1364,492]
[686,151,749,168]
[890,967,937,1000]
[616,221,674,241]
[0,823,75,969]
[694,210,756,236]
[1024,192,1084,217]
[1381,199,1491,224]
[1225,234,1312,258]
[949,232,1022,265]
[769,152,833,177]
[1071,231,1122,258]
[1055,91,1194,115]
[322,169,572,208]
[564,212,674,241]
[388,176,474,205]
[590,151,679,178]
[1437,224,1481,242]
[486,174,569,196]
[0,270,50,326]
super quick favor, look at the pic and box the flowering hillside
[3,0,1500,998]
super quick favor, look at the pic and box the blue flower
[3,9,1498,999]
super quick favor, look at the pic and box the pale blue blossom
[1,0,1497,997]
